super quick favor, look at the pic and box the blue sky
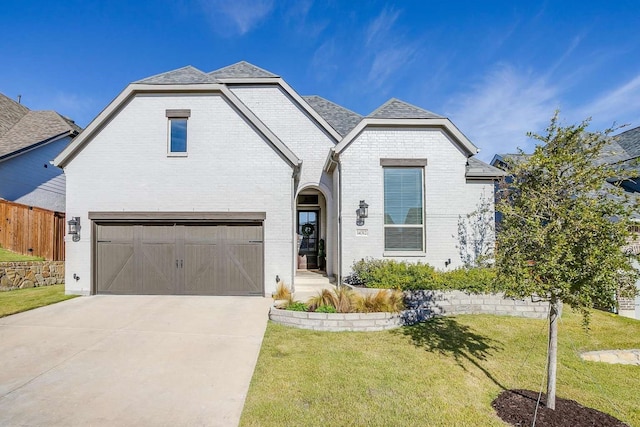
[2,0,640,161]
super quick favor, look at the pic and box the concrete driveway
[0,295,272,426]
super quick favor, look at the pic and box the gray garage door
[96,223,263,296]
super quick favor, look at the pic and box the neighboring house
[54,61,504,296]
[0,93,81,212]
[491,125,640,319]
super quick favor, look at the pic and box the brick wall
[339,127,495,277]
[63,93,295,295]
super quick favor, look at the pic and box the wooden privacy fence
[0,200,65,261]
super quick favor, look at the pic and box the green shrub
[285,301,308,312]
[348,258,499,294]
[315,305,337,313]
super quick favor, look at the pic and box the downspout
[337,160,342,285]
[291,161,302,293]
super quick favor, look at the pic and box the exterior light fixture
[356,200,369,226]
[67,217,81,242]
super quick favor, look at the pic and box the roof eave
[220,77,343,142]
[54,82,301,169]
[334,118,479,156]
[0,130,74,163]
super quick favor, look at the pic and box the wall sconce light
[445,258,451,267]
[67,217,81,242]
[356,200,369,226]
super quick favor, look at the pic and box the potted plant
[318,238,326,270]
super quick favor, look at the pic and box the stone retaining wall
[269,307,402,332]
[401,290,549,324]
[0,261,65,290]
[269,290,550,332]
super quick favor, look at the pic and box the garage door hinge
[97,240,112,243]
[248,240,263,243]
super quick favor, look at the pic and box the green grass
[0,285,77,317]
[0,247,44,262]
[240,310,640,426]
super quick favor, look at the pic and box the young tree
[495,112,639,410]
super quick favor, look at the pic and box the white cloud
[574,73,640,129]
[362,7,416,90]
[198,0,274,35]
[446,64,560,161]
[365,7,400,46]
[367,46,415,89]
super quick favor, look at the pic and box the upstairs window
[166,109,190,156]
[383,165,425,252]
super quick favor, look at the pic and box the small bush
[348,258,499,293]
[353,289,404,313]
[315,305,337,313]
[285,301,308,312]
[272,281,292,300]
[307,288,338,311]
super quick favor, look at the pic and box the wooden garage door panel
[183,243,221,295]
[98,224,134,241]
[96,223,263,296]
[226,243,263,295]
[141,243,176,294]
[183,225,221,242]
[97,243,135,294]
[225,225,262,242]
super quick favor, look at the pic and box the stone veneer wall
[270,290,550,332]
[0,261,65,290]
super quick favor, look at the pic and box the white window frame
[166,109,190,157]
[381,159,427,255]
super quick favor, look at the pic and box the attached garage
[90,212,265,296]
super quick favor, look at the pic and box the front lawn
[0,285,77,317]
[241,310,640,426]
[0,247,44,262]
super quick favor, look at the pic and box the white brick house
[54,61,503,296]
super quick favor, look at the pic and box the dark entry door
[298,210,319,269]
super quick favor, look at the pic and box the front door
[298,210,319,269]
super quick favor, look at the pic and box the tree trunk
[546,299,559,410]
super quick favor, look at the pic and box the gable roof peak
[302,95,363,137]
[208,61,279,79]
[135,65,216,84]
[368,98,444,120]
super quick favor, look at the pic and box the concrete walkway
[581,349,640,365]
[293,270,336,301]
[0,295,272,426]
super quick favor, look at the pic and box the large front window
[384,167,424,251]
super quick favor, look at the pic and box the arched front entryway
[295,185,333,278]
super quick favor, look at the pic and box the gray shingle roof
[208,61,278,79]
[466,157,506,178]
[368,98,443,119]
[135,65,217,84]
[0,93,29,136]
[614,125,640,160]
[302,95,363,137]
[0,94,81,159]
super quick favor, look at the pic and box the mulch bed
[492,389,629,427]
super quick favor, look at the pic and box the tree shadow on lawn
[395,316,506,389]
